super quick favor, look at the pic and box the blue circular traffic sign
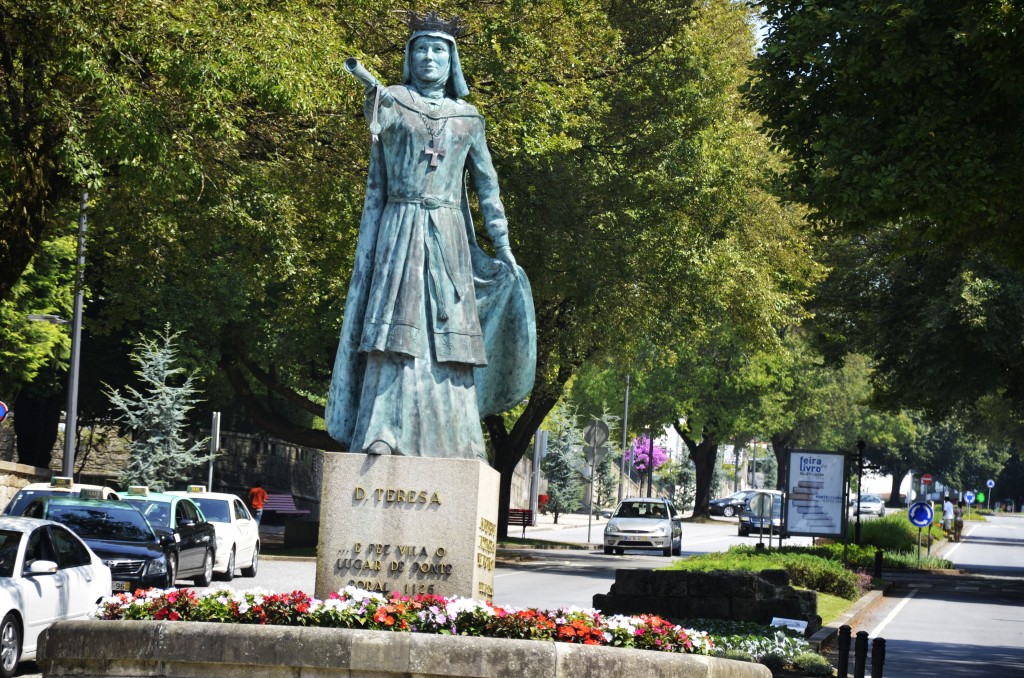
[964,491,976,505]
[0,401,7,423]
[986,479,995,489]
[908,501,934,528]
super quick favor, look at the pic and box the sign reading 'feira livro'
[785,449,847,537]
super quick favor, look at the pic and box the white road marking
[869,589,917,638]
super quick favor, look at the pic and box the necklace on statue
[418,100,450,169]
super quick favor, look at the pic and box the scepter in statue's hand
[345,58,393,142]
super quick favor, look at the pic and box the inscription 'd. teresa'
[354,486,442,505]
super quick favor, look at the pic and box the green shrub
[759,652,787,672]
[794,651,833,676]
[669,547,865,599]
[857,513,919,552]
[723,649,753,662]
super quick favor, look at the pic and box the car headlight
[655,523,671,536]
[605,520,619,533]
[215,535,225,550]
[146,556,168,576]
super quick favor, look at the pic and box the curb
[807,582,893,651]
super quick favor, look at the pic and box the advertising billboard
[785,450,847,537]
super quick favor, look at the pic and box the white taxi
[167,487,259,581]
[0,515,111,677]
[2,477,120,517]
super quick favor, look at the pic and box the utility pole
[855,440,866,545]
[618,374,630,502]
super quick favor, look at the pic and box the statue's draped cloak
[325,86,536,459]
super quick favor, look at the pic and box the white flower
[237,601,250,614]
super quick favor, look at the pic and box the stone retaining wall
[39,620,771,678]
[0,459,49,510]
[593,569,821,635]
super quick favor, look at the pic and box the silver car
[603,497,682,556]
[854,494,886,516]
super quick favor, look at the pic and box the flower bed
[96,585,716,654]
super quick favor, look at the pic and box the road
[845,512,1024,677]
[20,511,1021,677]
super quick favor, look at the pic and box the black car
[738,490,784,537]
[708,489,759,518]
[20,496,174,592]
[122,488,217,587]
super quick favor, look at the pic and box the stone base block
[315,453,499,600]
[39,621,772,678]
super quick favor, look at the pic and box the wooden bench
[507,508,534,538]
[263,493,311,518]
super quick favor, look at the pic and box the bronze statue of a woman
[325,11,535,460]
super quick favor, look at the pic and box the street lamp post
[29,193,87,479]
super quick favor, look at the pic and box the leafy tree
[106,327,206,490]
[4,0,821,538]
[540,404,585,523]
[748,0,1024,422]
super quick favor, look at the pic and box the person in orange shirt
[248,480,268,525]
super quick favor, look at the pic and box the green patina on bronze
[326,12,535,460]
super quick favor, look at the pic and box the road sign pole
[917,527,921,566]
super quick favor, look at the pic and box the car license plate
[113,580,132,592]
[625,535,647,541]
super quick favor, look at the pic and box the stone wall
[0,459,50,510]
[593,569,821,635]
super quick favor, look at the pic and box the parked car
[0,515,111,678]
[2,476,120,517]
[602,497,682,556]
[853,493,886,517]
[738,490,784,537]
[708,489,759,518]
[19,496,174,592]
[121,487,217,586]
[167,487,259,580]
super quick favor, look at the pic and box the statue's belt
[388,195,460,210]
[386,194,464,318]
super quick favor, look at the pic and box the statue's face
[411,36,451,86]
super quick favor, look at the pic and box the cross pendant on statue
[424,136,446,168]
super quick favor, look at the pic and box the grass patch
[814,590,850,625]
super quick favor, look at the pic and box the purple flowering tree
[628,435,670,473]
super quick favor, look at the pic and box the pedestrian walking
[954,501,965,542]
[248,480,268,525]
[942,496,954,538]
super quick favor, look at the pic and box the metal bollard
[874,549,883,578]
[837,625,852,677]
[871,637,886,677]
[853,630,869,678]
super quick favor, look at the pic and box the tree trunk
[486,392,557,539]
[681,430,719,519]
[770,431,796,491]
[13,389,61,469]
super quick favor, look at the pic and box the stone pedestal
[315,453,499,601]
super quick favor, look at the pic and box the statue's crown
[406,10,464,37]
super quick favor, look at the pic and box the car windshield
[4,489,67,516]
[189,498,230,523]
[860,495,881,503]
[124,500,171,528]
[47,504,154,542]
[614,502,666,519]
[0,531,21,577]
